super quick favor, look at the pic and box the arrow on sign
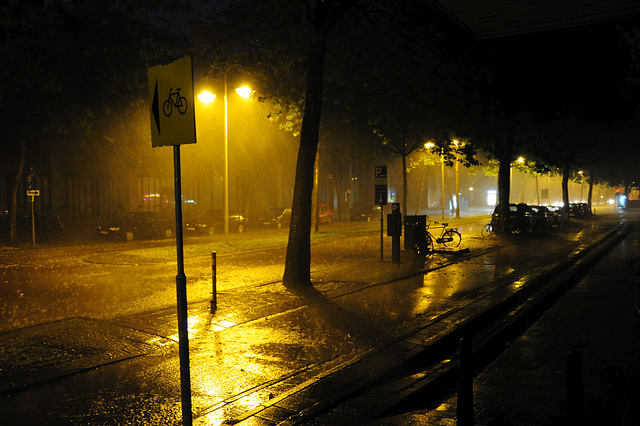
[152,79,161,136]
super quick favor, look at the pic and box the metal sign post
[148,56,196,426]
[27,189,39,248]
[172,144,192,426]
[375,166,388,262]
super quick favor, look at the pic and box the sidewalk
[0,211,630,425]
[379,218,640,425]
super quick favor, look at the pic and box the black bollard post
[211,251,217,313]
[457,336,474,426]
[567,349,584,422]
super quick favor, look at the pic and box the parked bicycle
[428,220,462,247]
[414,218,462,257]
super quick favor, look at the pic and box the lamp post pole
[453,140,460,219]
[440,156,445,220]
[223,71,230,235]
[198,73,251,237]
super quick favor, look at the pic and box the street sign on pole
[375,165,388,262]
[374,165,388,206]
[148,57,196,148]
[27,190,39,248]
[147,56,195,426]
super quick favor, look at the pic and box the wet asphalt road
[0,207,628,425]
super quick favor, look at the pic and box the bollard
[567,349,584,422]
[211,251,217,313]
[457,336,474,426]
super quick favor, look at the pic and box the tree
[1,0,189,242]
[282,0,359,287]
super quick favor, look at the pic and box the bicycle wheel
[177,96,188,114]
[442,229,462,247]
[163,99,172,116]
[414,234,435,257]
[425,234,434,256]
[481,223,495,239]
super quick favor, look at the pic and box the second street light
[198,78,251,235]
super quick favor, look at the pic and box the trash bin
[404,215,427,250]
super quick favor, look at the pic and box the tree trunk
[10,141,26,245]
[496,143,512,233]
[312,148,320,233]
[562,163,570,208]
[587,175,594,209]
[283,30,326,288]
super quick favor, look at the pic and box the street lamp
[517,157,525,203]
[197,77,252,235]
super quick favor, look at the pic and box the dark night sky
[485,21,638,122]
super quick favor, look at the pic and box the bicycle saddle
[442,223,448,227]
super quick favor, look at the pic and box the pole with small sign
[26,173,38,248]
[375,166,388,262]
[148,56,196,426]
[27,189,39,248]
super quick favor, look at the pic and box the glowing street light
[235,86,252,99]
[198,78,252,235]
[197,91,216,103]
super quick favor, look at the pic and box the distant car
[626,199,640,209]
[547,206,569,226]
[98,211,174,242]
[319,204,333,224]
[350,205,381,222]
[211,210,245,233]
[184,209,245,234]
[579,202,593,217]
[568,203,592,218]
[184,214,213,236]
[255,208,291,229]
[491,203,535,234]
[530,206,554,231]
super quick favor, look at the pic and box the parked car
[530,205,554,231]
[546,205,569,226]
[184,209,245,234]
[350,205,381,222]
[211,210,245,233]
[98,211,174,241]
[568,203,592,218]
[579,202,593,217]
[254,208,291,229]
[626,199,640,209]
[491,203,535,234]
[319,204,333,224]
[184,213,213,236]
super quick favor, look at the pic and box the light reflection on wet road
[0,213,625,425]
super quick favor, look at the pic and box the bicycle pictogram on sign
[163,88,188,117]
